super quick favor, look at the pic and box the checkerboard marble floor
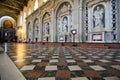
[7,43,120,80]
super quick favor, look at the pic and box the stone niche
[42,13,51,42]
[56,2,72,42]
[87,0,113,43]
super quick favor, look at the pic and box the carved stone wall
[56,2,72,42]
[27,22,32,42]
[26,0,120,43]
[42,12,51,42]
[86,0,118,43]
[33,18,39,42]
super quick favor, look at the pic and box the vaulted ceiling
[0,0,29,20]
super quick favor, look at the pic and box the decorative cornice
[26,0,53,20]
[87,0,109,7]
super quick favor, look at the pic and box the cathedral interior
[0,0,120,80]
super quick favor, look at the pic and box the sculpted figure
[35,26,38,37]
[45,23,49,35]
[93,6,104,28]
[62,17,68,33]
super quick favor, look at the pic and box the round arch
[55,1,73,42]
[42,12,51,42]
[32,18,39,42]
[54,0,73,17]
[0,16,16,28]
[41,12,51,23]
[27,22,31,42]
[0,16,16,42]
[33,18,39,26]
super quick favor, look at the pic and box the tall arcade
[0,0,120,80]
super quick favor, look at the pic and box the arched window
[43,0,47,2]
[34,0,38,10]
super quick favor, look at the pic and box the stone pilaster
[117,0,120,43]
[72,0,79,42]
[38,17,42,42]
[50,8,55,42]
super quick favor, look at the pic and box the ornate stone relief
[56,2,72,42]
[42,13,51,42]
[87,0,114,42]
[34,19,39,39]
[25,0,119,43]
[27,22,32,42]
[111,0,117,40]
[87,0,108,7]
[93,5,105,29]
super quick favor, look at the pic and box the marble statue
[35,26,38,37]
[29,27,32,38]
[62,17,68,33]
[43,25,45,36]
[45,23,49,35]
[93,6,104,28]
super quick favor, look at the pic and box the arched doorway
[0,16,16,42]
[56,2,72,42]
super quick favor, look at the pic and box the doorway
[0,19,16,42]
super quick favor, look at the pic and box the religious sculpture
[45,23,49,35]
[93,6,104,28]
[43,25,45,36]
[29,27,32,39]
[35,26,38,37]
[62,17,68,34]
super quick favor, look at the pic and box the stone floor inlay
[6,43,120,80]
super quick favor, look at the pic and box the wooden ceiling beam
[0,2,22,11]
[0,8,19,14]
[0,0,28,20]
[11,0,25,6]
